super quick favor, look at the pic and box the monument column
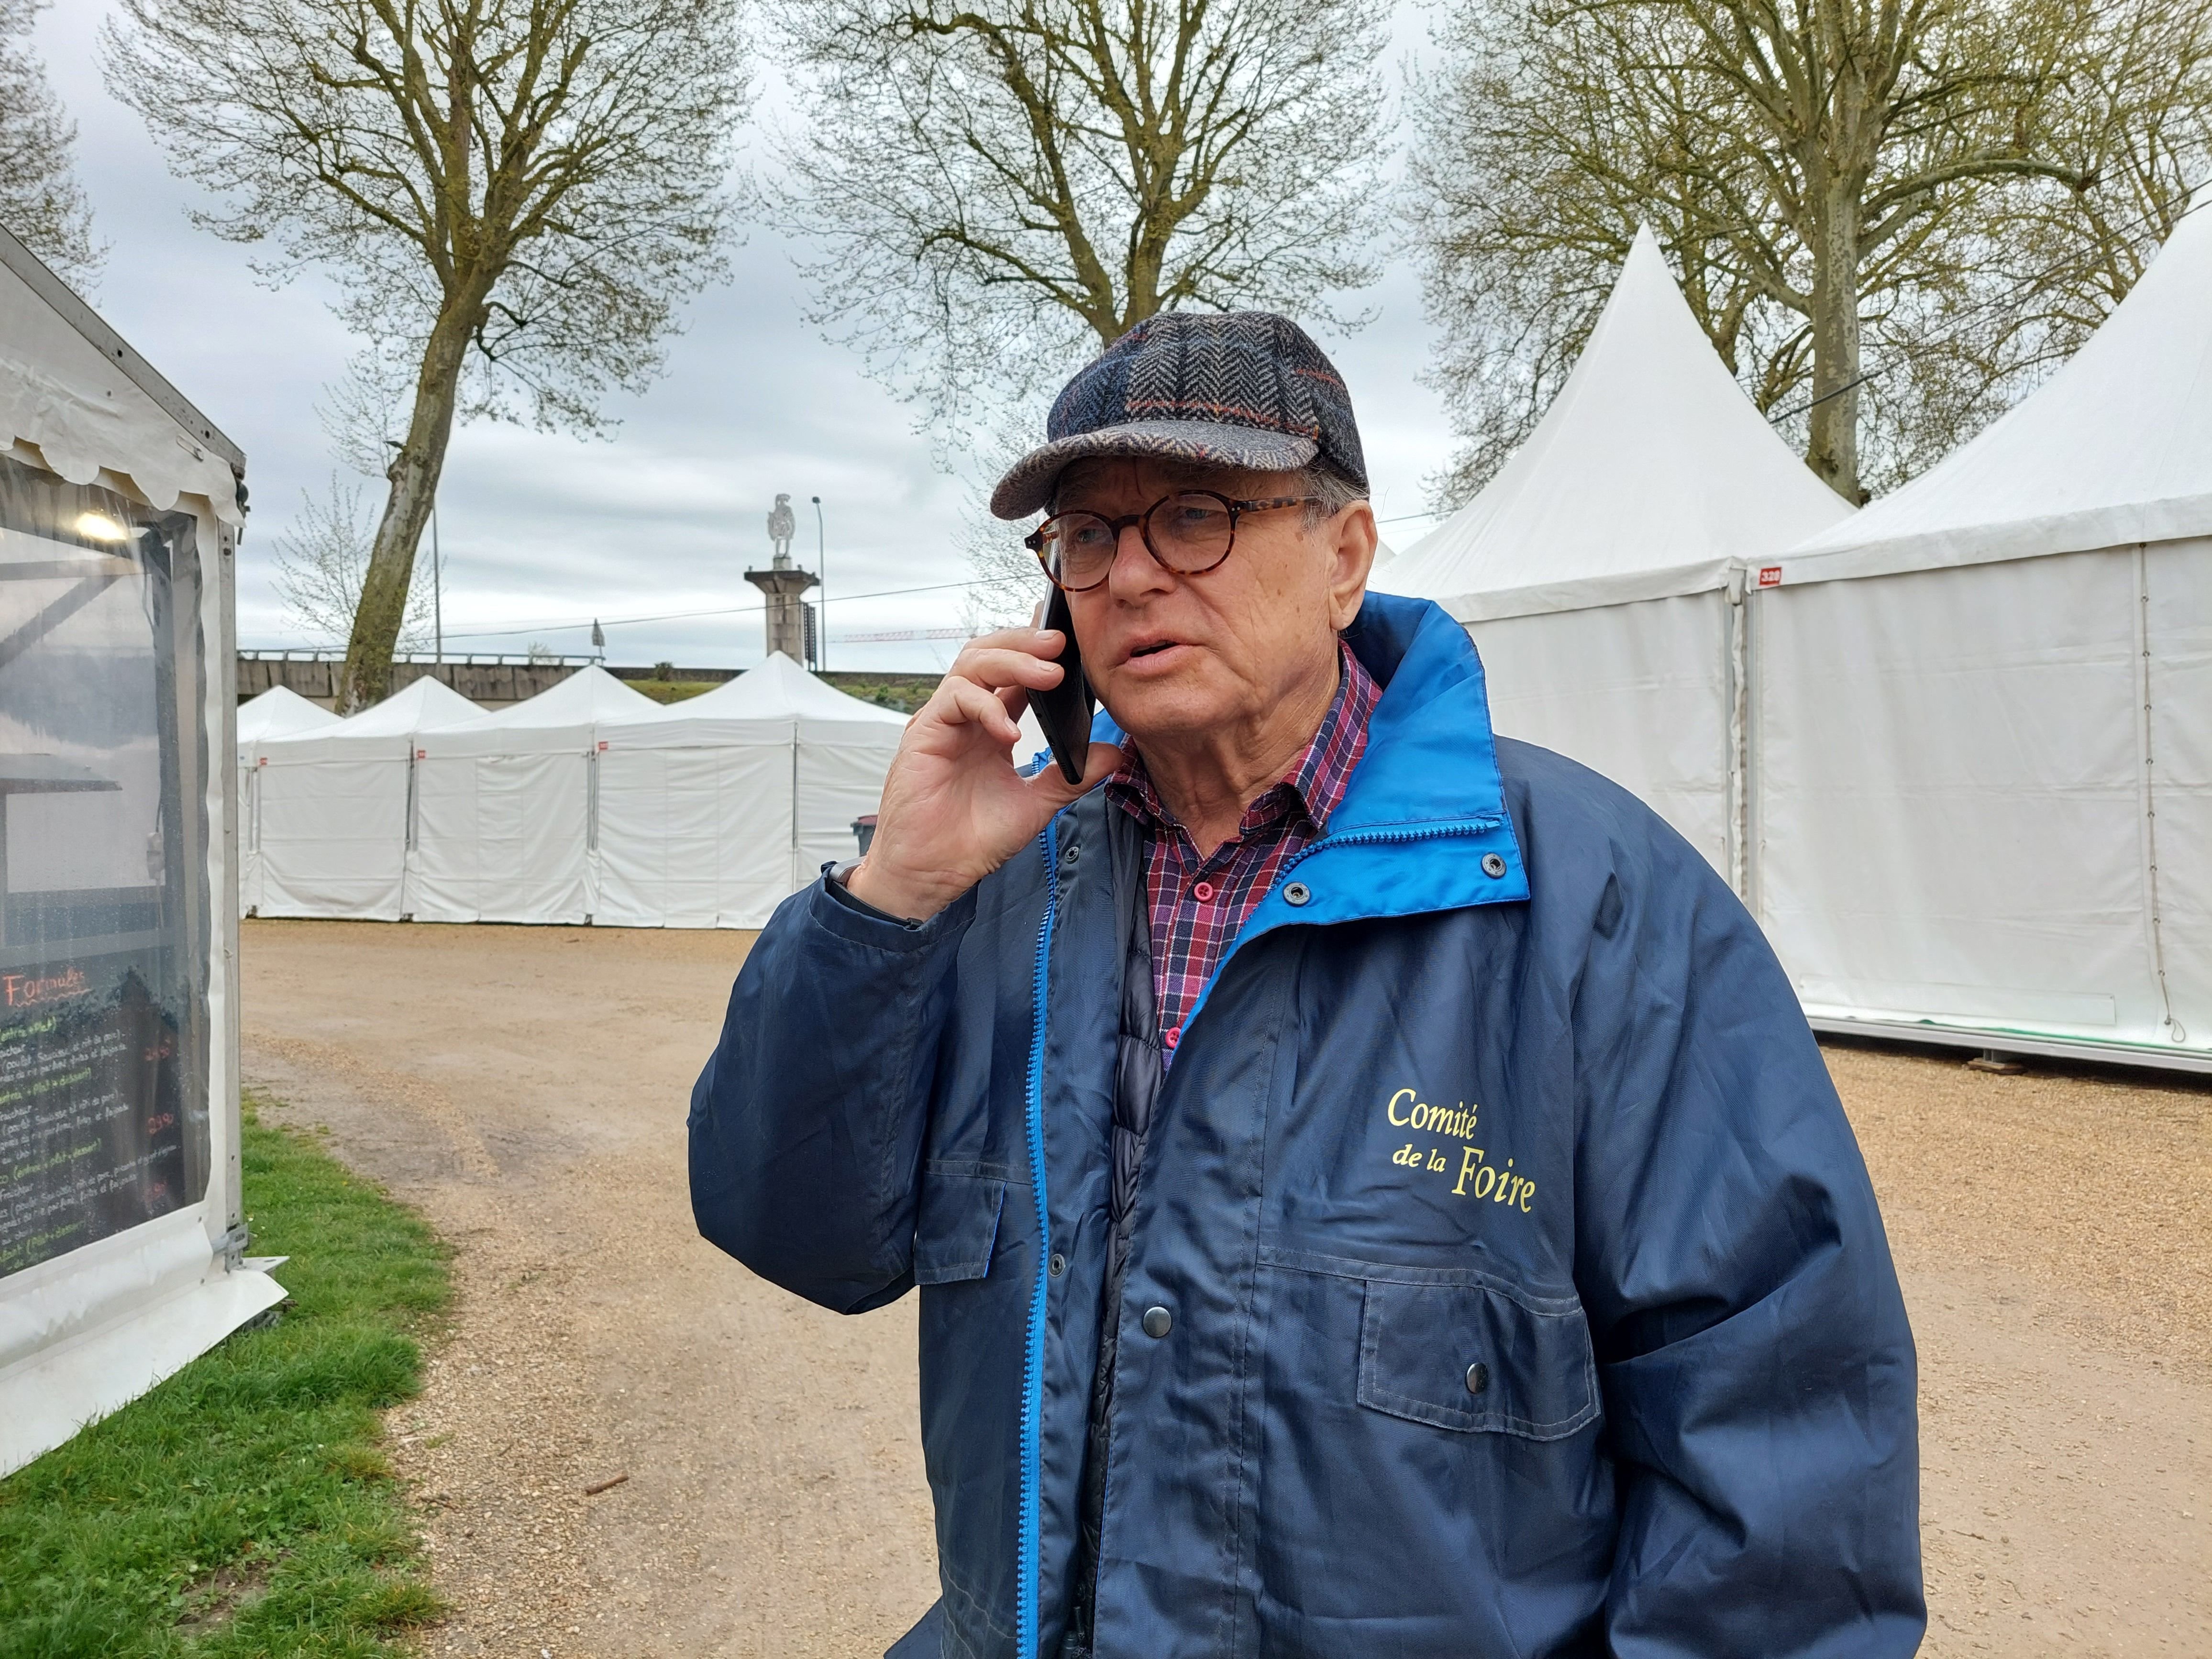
[747,492,818,662]
[744,565,817,660]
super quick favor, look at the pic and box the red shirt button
[1163,1026,1181,1049]
[1192,881,1216,902]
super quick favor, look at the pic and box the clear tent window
[0,453,211,1277]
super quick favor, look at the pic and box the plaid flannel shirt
[1105,642,1378,1065]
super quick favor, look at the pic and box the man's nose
[1106,520,1171,599]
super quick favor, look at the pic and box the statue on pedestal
[748,493,817,661]
[767,493,797,569]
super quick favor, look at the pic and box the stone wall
[237,656,740,708]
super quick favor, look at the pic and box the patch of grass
[628,679,719,704]
[0,1093,452,1658]
[818,671,940,714]
[619,668,941,711]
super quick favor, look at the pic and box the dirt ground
[237,919,2210,1658]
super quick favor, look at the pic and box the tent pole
[1725,566,1752,905]
[2135,543,2184,1043]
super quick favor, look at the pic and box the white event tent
[1,223,284,1472]
[247,675,480,920]
[1752,200,2212,1071]
[236,683,341,743]
[594,652,907,929]
[235,686,339,916]
[1374,227,1853,882]
[409,665,657,925]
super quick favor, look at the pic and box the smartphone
[1028,588,1096,785]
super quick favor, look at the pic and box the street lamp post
[811,495,826,672]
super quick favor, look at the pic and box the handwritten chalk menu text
[0,951,188,1274]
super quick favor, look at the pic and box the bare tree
[765,0,1393,463]
[0,0,100,283]
[102,0,747,709]
[1411,0,2212,505]
[272,473,436,652]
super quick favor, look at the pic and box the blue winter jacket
[691,592,1923,1659]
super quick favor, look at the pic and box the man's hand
[845,627,1123,922]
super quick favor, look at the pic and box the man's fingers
[939,677,1023,746]
[948,634,1067,693]
[965,624,1057,653]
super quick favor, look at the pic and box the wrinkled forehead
[1049,454,1300,514]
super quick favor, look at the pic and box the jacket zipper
[1017,818,1062,1659]
[1172,816,1510,1044]
[1287,816,1505,867]
[1038,813,1509,1652]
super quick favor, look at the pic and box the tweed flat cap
[990,311,1369,520]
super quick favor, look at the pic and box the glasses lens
[1145,494,1235,571]
[1038,513,1116,588]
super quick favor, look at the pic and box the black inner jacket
[1064,802,1164,1652]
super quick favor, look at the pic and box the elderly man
[690,312,1922,1659]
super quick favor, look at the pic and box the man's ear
[1327,500,1378,630]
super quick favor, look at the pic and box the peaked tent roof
[599,652,908,745]
[258,674,481,752]
[235,685,340,744]
[419,664,661,756]
[439,664,657,732]
[328,674,482,737]
[627,652,907,725]
[1781,199,2212,585]
[1374,226,1853,621]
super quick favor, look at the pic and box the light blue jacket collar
[1088,591,1529,940]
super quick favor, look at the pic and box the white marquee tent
[247,675,480,920]
[1374,226,1854,882]
[237,683,340,743]
[236,686,337,912]
[0,224,283,1472]
[1753,200,2212,1070]
[594,653,907,928]
[409,665,657,925]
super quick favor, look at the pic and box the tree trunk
[1804,183,1865,504]
[336,305,476,711]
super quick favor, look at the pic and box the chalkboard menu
[0,954,188,1274]
[0,455,210,1279]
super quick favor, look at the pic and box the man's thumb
[1029,741,1125,807]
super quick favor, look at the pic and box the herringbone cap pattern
[990,311,1369,520]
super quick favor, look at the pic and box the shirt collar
[1106,640,1378,840]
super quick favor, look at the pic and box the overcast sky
[37,3,1457,674]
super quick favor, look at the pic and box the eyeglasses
[1024,491,1321,592]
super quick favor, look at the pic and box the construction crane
[835,626,972,644]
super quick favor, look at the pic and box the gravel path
[242,921,937,1658]
[1830,1042,2210,1655]
[238,920,2208,1657]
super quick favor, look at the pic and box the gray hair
[1299,465,1368,529]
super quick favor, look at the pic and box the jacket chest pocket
[1357,1273,1599,1441]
